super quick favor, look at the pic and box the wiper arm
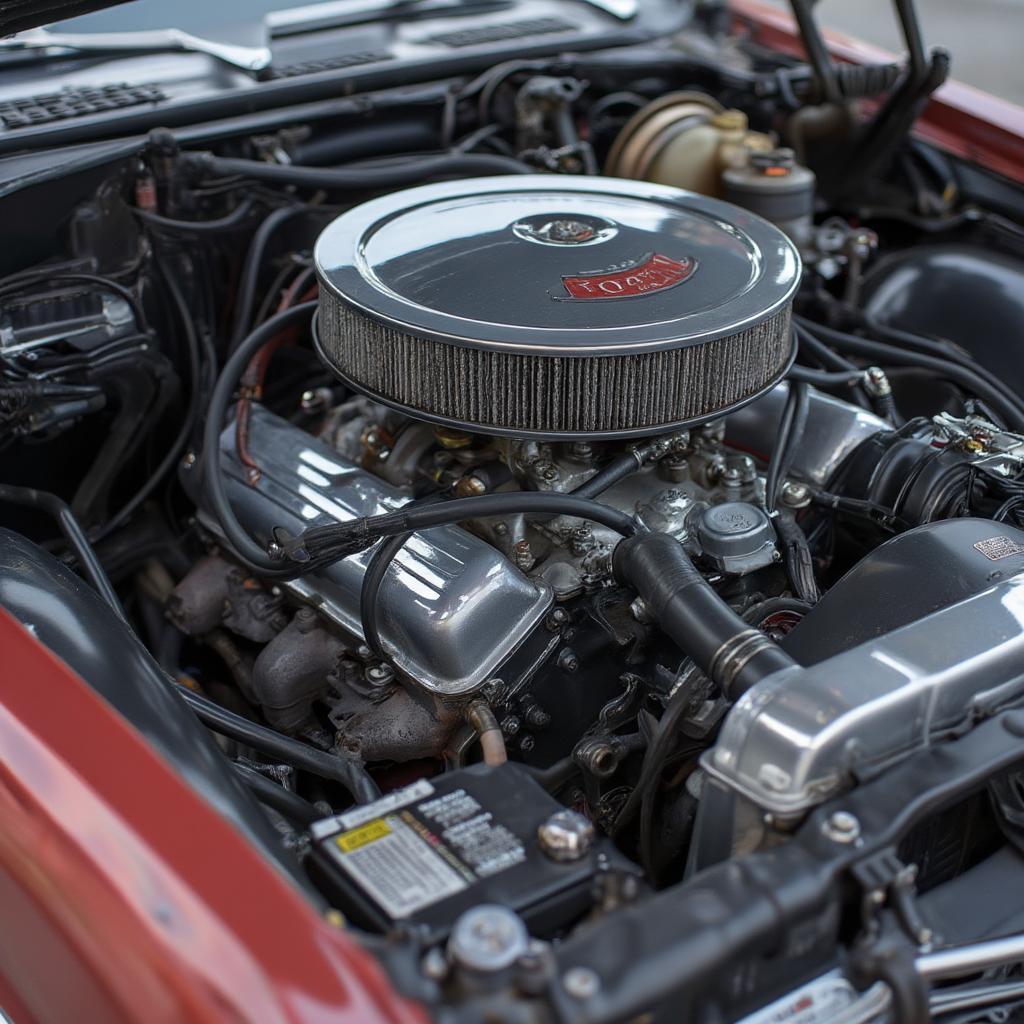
[0,0,636,77]
[0,27,272,75]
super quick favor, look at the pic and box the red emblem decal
[561,253,697,300]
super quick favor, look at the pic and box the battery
[309,762,634,941]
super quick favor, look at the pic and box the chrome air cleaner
[313,175,799,439]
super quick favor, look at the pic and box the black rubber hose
[360,487,452,662]
[0,483,127,622]
[570,451,644,499]
[795,323,859,372]
[228,204,308,354]
[355,490,640,538]
[293,491,640,570]
[203,301,318,578]
[612,661,705,838]
[861,314,1024,416]
[360,532,411,661]
[571,432,685,500]
[796,317,1024,430]
[180,688,380,804]
[93,259,205,542]
[787,364,865,387]
[234,763,322,826]
[189,151,532,193]
[765,381,810,513]
[613,532,795,700]
[134,198,255,234]
[293,120,440,166]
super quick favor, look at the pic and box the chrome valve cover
[211,406,551,696]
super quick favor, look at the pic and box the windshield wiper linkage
[0,27,272,75]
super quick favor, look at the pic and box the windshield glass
[761,0,1024,107]
[50,0,337,34]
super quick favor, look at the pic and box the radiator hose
[613,532,796,699]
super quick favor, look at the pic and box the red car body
[0,5,1020,1021]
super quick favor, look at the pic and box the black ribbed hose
[614,532,796,700]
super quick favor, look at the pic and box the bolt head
[481,678,505,702]
[781,480,812,508]
[557,649,579,673]
[421,946,448,981]
[366,663,394,685]
[563,966,601,1000]
[823,810,861,844]
[539,810,596,862]
[546,607,570,631]
[448,905,529,973]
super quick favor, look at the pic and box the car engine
[5,0,1024,1019]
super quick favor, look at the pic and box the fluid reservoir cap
[448,904,530,973]
[697,501,777,575]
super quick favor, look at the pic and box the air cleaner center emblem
[512,213,618,246]
[560,252,697,300]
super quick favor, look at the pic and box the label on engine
[560,252,697,300]
[974,535,1024,560]
[734,971,875,1024]
[320,785,527,919]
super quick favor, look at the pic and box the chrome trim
[918,933,1024,981]
[703,574,1024,815]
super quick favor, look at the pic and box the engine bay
[6,0,1024,1020]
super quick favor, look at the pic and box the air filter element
[314,175,799,439]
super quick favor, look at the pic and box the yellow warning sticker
[336,818,392,852]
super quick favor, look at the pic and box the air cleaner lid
[314,175,800,356]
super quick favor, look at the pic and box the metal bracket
[851,848,936,950]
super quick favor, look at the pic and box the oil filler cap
[697,502,777,575]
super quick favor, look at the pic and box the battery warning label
[322,786,529,920]
[333,814,467,918]
[335,818,392,852]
